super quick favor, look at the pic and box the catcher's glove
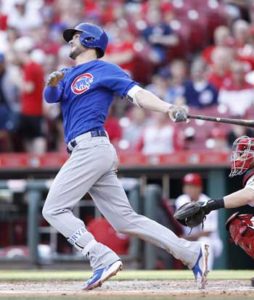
[174,201,207,228]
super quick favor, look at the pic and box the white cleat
[82,260,123,290]
[192,243,209,289]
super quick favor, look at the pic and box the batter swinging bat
[187,114,254,128]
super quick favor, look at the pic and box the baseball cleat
[192,243,209,289]
[82,260,123,290]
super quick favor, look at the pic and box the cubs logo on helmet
[71,73,93,95]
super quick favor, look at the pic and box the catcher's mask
[63,23,108,58]
[230,135,254,177]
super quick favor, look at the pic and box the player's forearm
[135,89,172,113]
[224,188,254,208]
[44,86,62,103]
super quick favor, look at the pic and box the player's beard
[69,46,83,60]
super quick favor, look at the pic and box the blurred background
[0,0,253,271]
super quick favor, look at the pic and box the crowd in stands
[1,0,254,154]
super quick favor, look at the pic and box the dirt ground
[0,280,253,297]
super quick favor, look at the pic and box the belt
[67,129,107,153]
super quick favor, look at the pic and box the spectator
[0,52,19,152]
[0,2,8,31]
[55,0,85,28]
[202,25,233,65]
[13,37,46,154]
[218,60,254,116]
[136,111,184,155]
[141,8,179,67]
[183,57,218,109]
[165,59,187,105]
[104,23,137,76]
[121,106,147,151]
[31,24,61,56]
[232,19,250,49]
[4,0,43,35]
[146,71,171,100]
[236,24,254,70]
[207,46,233,90]
[175,173,223,269]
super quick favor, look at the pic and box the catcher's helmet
[230,135,254,177]
[63,23,108,58]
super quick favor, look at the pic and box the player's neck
[75,51,97,66]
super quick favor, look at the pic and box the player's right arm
[128,86,188,122]
[44,71,65,103]
[101,62,188,122]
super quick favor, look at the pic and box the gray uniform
[42,132,202,271]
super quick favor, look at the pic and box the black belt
[67,129,107,154]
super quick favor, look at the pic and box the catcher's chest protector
[226,212,254,259]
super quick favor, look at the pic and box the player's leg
[89,169,209,288]
[42,138,121,274]
[89,170,202,269]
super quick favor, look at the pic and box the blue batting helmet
[63,23,108,58]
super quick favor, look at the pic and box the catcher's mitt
[174,201,206,228]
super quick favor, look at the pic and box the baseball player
[43,22,209,290]
[174,135,254,259]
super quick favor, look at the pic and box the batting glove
[46,71,65,87]
[169,105,188,122]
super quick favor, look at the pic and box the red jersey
[106,41,136,75]
[207,70,231,90]
[21,61,44,116]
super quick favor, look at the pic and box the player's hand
[46,71,65,87]
[168,105,188,122]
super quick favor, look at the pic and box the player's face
[69,33,84,59]
[183,185,201,201]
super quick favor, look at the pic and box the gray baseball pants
[42,133,201,271]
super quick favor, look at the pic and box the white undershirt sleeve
[127,85,143,106]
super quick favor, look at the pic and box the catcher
[174,135,254,259]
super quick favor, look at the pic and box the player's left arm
[127,86,188,122]
[44,71,65,103]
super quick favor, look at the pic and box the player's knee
[42,205,50,222]
[42,204,56,223]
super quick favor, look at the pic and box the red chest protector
[226,212,254,259]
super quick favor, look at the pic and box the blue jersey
[44,60,137,143]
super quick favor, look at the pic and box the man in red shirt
[13,37,46,154]
[207,46,232,90]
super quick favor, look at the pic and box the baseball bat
[187,114,254,127]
